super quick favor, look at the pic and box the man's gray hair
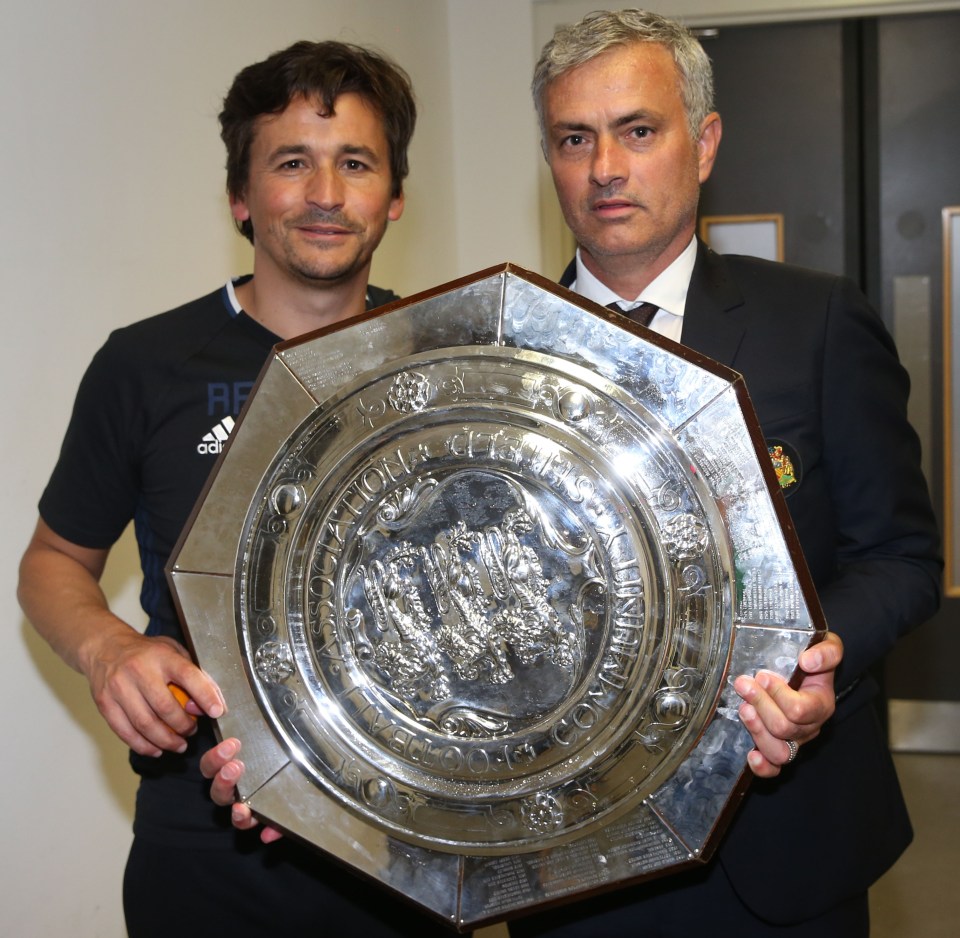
[532,8,715,144]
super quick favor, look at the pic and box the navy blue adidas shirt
[41,279,278,646]
[38,277,398,843]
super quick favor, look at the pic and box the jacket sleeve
[814,275,941,688]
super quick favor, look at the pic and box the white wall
[446,2,542,275]
[4,1,955,934]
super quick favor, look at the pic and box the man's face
[542,42,720,285]
[230,93,403,289]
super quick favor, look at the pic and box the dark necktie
[606,301,659,328]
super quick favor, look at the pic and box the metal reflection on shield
[168,264,824,932]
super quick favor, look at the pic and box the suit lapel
[681,242,748,369]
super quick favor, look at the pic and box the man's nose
[306,167,345,209]
[590,135,627,187]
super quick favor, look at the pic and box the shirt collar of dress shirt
[571,235,697,318]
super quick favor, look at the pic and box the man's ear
[229,192,251,225]
[388,191,405,223]
[697,112,722,184]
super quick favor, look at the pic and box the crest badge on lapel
[768,439,801,493]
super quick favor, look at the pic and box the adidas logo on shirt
[198,416,236,455]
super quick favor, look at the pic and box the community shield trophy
[168,264,825,932]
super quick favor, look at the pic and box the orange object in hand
[168,683,197,720]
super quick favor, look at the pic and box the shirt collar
[225,277,245,316]
[572,235,697,317]
[224,275,376,317]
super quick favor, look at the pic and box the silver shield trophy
[168,264,825,932]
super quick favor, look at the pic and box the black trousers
[123,834,456,938]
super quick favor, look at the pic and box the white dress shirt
[569,236,697,343]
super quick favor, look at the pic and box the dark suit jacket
[559,243,941,924]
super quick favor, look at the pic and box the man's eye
[561,134,585,148]
[629,126,652,139]
[279,158,306,170]
[343,159,368,171]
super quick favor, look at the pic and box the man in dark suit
[515,8,941,937]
